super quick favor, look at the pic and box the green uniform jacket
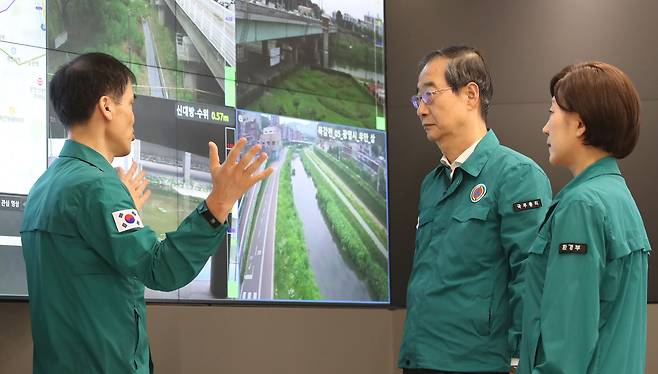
[398,130,552,372]
[518,157,651,374]
[21,140,228,374]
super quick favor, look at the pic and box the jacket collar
[59,139,113,173]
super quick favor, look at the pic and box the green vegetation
[306,149,388,247]
[329,144,387,198]
[274,151,321,299]
[176,72,196,103]
[329,31,384,72]
[47,0,150,86]
[301,150,388,301]
[246,67,377,129]
[313,148,387,225]
[145,8,178,99]
[327,146,386,188]
[140,185,203,240]
[305,149,387,269]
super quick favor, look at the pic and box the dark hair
[550,61,640,159]
[49,52,136,128]
[419,45,493,120]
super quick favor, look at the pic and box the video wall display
[0,0,387,304]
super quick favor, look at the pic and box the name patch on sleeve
[513,199,542,212]
[559,243,588,254]
[112,209,144,233]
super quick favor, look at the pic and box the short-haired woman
[518,61,651,374]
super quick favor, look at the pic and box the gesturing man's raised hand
[205,138,273,223]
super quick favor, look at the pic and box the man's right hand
[205,138,273,224]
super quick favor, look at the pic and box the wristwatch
[198,200,223,228]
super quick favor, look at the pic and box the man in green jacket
[398,46,552,373]
[21,52,272,373]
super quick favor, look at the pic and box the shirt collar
[59,139,114,173]
[435,129,498,178]
[553,156,621,202]
[439,134,483,175]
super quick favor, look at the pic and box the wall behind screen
[386,0,658,306]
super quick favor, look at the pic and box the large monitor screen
[0,0,387,304]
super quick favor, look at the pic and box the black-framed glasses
[410,87,452,109]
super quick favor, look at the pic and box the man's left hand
[117,161,151,211]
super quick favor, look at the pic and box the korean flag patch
[112,209,144,233]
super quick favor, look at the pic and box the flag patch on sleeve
[112,209,144,233]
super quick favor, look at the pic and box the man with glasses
[398,46,552,374]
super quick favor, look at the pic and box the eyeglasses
[410,87,452,109]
